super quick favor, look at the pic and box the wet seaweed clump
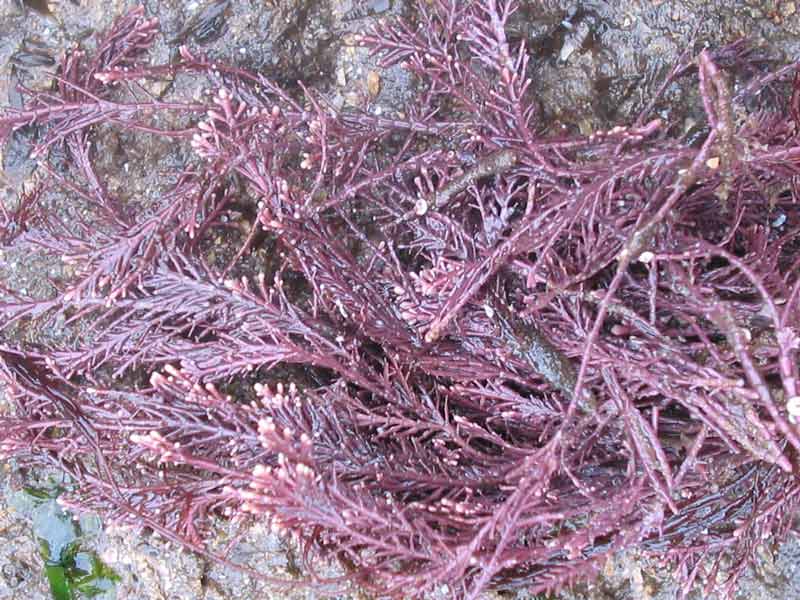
[13,486,119,600]
[1,2,800,598]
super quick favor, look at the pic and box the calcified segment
[1,2,800,599]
